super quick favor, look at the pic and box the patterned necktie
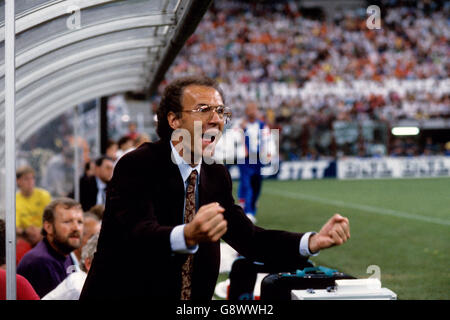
[180,169,198,300]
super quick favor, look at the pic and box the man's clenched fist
[184,202,228,247]
[308,214,350,253]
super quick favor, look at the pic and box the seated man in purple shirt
[17,198,84,298]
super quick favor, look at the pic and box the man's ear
[167,111,181,130]
[43,221,53,237]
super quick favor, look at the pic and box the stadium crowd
[163,0,449,159]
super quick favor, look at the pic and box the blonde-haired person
[16,165,52,247]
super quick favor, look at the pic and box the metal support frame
[0,0,119,41]
[73,105,80,202]
[0,0,214,173]
[0,14,174,77]
[19,80,142,143]
[15,68,145,130]
[0,38,162,103]
[4,0,16,300]
[147,0,214,96]
[0,52,150,120]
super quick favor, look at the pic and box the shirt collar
[170,141,201,184]
[95,177,106,190]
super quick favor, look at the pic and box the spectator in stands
[68,160,97,202]
[16,165,52,247]
[126,121,139,141]
[115,136,135,160]
[83,160,96,179]
[105,139,118,162]
[161,0,448,159]
[390,139,405,157]
[42,233,99,300]
[17,198,83,298]
[0,219,40,300]
[445,142,450,156]
[42,147,75,197]
[79,156,114,212]
[80,233,99,274]
[73,212,101,262]
[423,137,438,155]
[134,133,151,148]
[87,204,105,221]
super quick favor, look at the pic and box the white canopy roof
[1,0,212,300]
[0,0,211,153]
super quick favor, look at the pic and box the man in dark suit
[79,156,114,212]
[80,76,350,300]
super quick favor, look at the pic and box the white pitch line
[264,188,450,227]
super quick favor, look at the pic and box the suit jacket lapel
[159,141,216,223]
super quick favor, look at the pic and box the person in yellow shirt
[16,165,52,246]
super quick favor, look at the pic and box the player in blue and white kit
[237,102,272,224]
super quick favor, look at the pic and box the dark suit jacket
[80,140,309,300]
[79,176,99,212]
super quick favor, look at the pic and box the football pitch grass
[221,177,449,300]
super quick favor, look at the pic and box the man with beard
[17,198,84,298]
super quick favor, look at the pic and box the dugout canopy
[0,0,212,299]
[0,0,212,158]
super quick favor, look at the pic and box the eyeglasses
[182,104,232,123]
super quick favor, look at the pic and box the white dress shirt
[169,142,201,254]
[95,177,107,206]
[168,141,318,257]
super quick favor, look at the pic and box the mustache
[68,231,81,238]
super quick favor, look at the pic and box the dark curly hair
[156,75,225,140]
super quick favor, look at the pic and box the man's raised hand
[184,202,228,247]
[308,214,350,253]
